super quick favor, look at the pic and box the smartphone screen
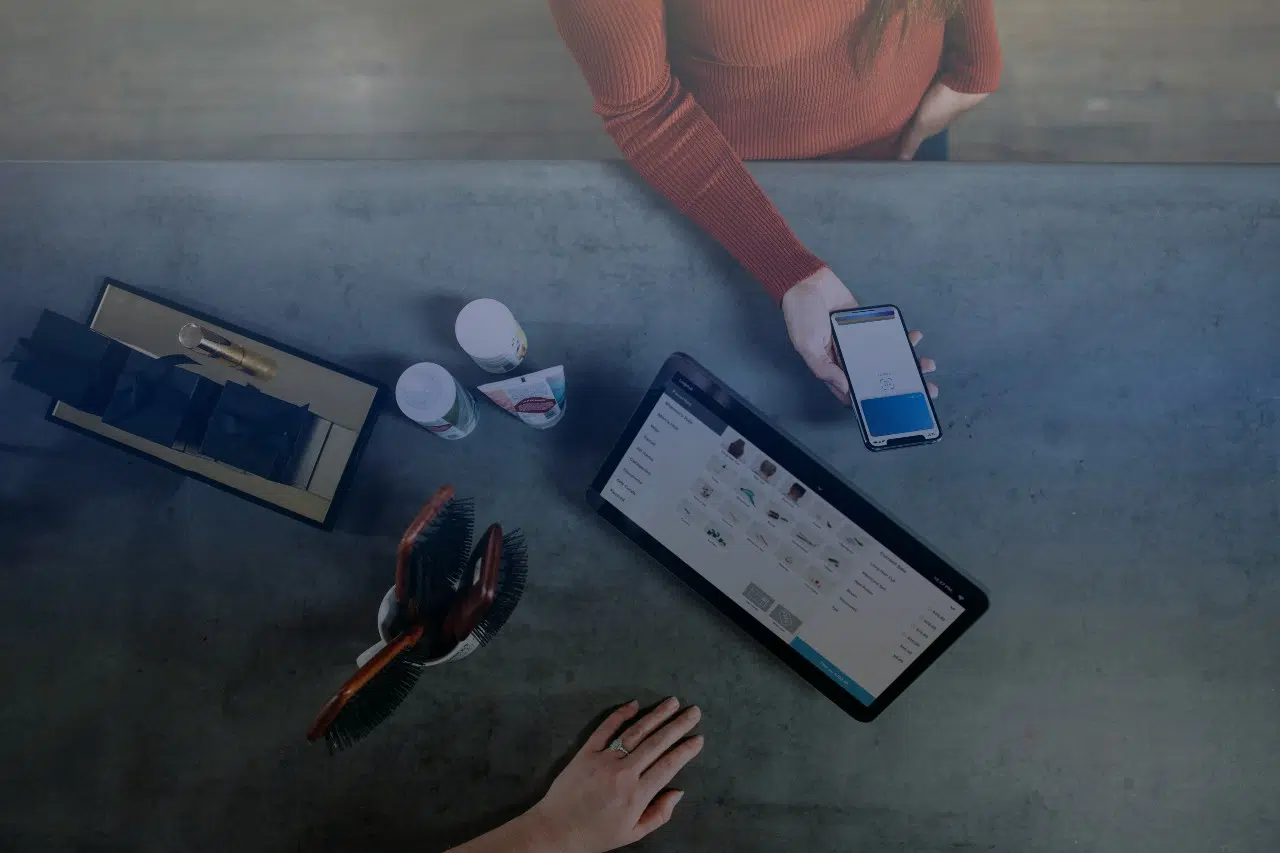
[830,305,941,450]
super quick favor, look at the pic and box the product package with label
[478,365,566,429]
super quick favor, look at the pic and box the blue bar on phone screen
[861,392,934,437]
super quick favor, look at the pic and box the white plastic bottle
[454,298,528,374]
[395,362,478,439]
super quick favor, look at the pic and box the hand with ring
[449,697,703,853]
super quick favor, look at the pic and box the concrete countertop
[0,162,1277,853]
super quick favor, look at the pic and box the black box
[200,382,314,482]
[100,352,222,448]
[39,280,385,529]
[8,310,129,414]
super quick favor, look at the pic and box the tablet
[587,354,988,721]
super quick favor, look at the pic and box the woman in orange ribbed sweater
[549,0,1003,403]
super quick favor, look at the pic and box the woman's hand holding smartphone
[781,267,862,405]
[781,267,937,406]
[829,304,941,451]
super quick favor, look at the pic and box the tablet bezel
[586,353,988,722]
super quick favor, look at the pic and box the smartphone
[829,305,942,451]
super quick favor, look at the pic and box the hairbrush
[392,486,475,636]
[306,486,527,751]
[307,486,473,750]
[306,623,428,751]
[431,522,529,660]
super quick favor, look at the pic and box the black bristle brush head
[323,651,428,753]
[471,529,529,648]
[406,497,475,616]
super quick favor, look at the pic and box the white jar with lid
[454,298,527,374]
[395,362,478,440]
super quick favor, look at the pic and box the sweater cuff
[756,247,828,303]
[939,66,1002,95]
[683,163,827,303]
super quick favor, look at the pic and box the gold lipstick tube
[178,323,278,379]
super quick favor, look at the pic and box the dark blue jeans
[912,129,949,162]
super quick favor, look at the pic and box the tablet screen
[598,377,966,706]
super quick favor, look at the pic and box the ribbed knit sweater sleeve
[547,0,827,300]
[939,0,1004,94]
